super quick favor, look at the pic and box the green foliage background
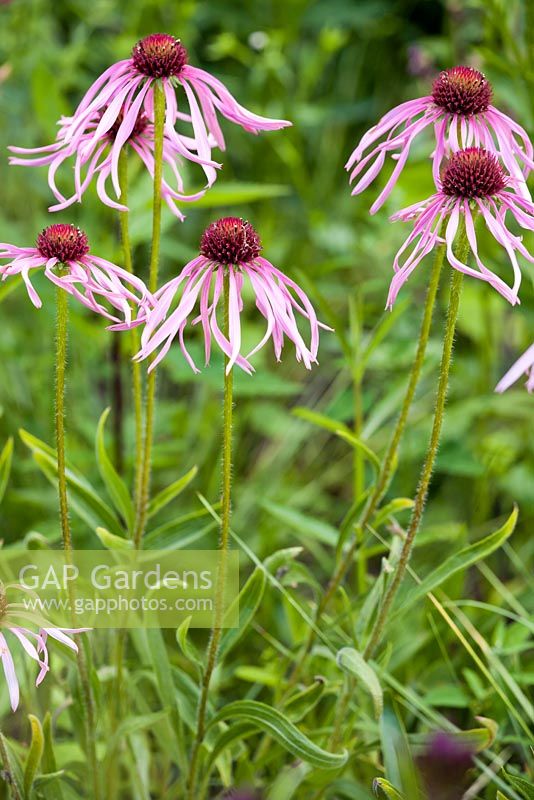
[0,0,532,798]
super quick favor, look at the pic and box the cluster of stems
[54,276,100,800]
[52,82,168,800]
[187,273,234,799]
[49,57,472,796]
[289,222,469,684]
[52,76,235,799]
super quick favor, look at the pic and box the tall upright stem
[187,272,234,800]
[54,282,100,800]
[117,149,143,511]
[364,237,468,659]
[134,81,165,548]
[288,238,446,684]
[109,335,124,473]
[55,284,71,552]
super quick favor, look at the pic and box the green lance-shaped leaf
[191,181,291,207]
[107,711,170,755]
[0,437,13,506]
[0,731,24,800]
[497,793,512,800]
[24,715,44,798]
[208,700,348,770]
[176,616,203,668]
[292,407,380,472]
[147,465,198,519]
[263,547,304,575]
[218,567,266,662]
[145,629,182,747]
[95,526,134,550]
[284,678,326,723]
[41,713,57,774]
[292,407,352,437]
[262,500,338,546]
[370,498,414,530]
[336,647,383,719]
[40,712,63,800]
[334,429,381,472]
[19,429,123,536]
[503,773,534,800]
[95,409,135,534]
[393,507,518,617]
[373,778,406,799]
[206,722,256,769]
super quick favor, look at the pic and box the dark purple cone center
[106,107,149,141]
[132,33,188,79]
[441,147,507,198]
[432,66,492,115]
[37,224,90,262]
[200,218,262,265]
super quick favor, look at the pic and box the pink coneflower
[496,343,534,393]
[134,217,325,374]
[416,732,474,800]
[386,147,534,308]
[9,105,208,219]
[13,33,290,206]
[346,66,533,213]
[0,223,150,323]
[0,589,88,712]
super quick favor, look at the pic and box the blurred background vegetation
[0,0,532,797]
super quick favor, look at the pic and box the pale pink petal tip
[495,343,534,393]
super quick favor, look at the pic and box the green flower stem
[55,280,100,800]
[364,235,469,660]
[107,151,141,799]
[55,282,71,553]
[287,237,446,685]
[133,80,165,549]
[117,149,143,507]
[351,291,364,504]
[109,335,124,473]
[187,272,234,800]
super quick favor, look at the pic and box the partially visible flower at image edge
[496,342,534,393]
[416,732,475,800]
[346,65,533,213]
[0,587,89,712]
[0,223,151,323]
[10,33,291,212]
[132,217,329,374]
[386,147,534,309]
[9,105,207,219]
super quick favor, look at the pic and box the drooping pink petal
[496,343,534,393]
[0,632,19,711]
[183,66,291,133]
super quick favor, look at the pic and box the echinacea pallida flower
[9,105,207,219]
[0,586,88,712]
[134,217,327,374]
[416,732,474,800]
[496,343,534,393]
[16,33,290,205]
[387,147,534,309]
[0,224,150,324]
[346,65,533,213]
